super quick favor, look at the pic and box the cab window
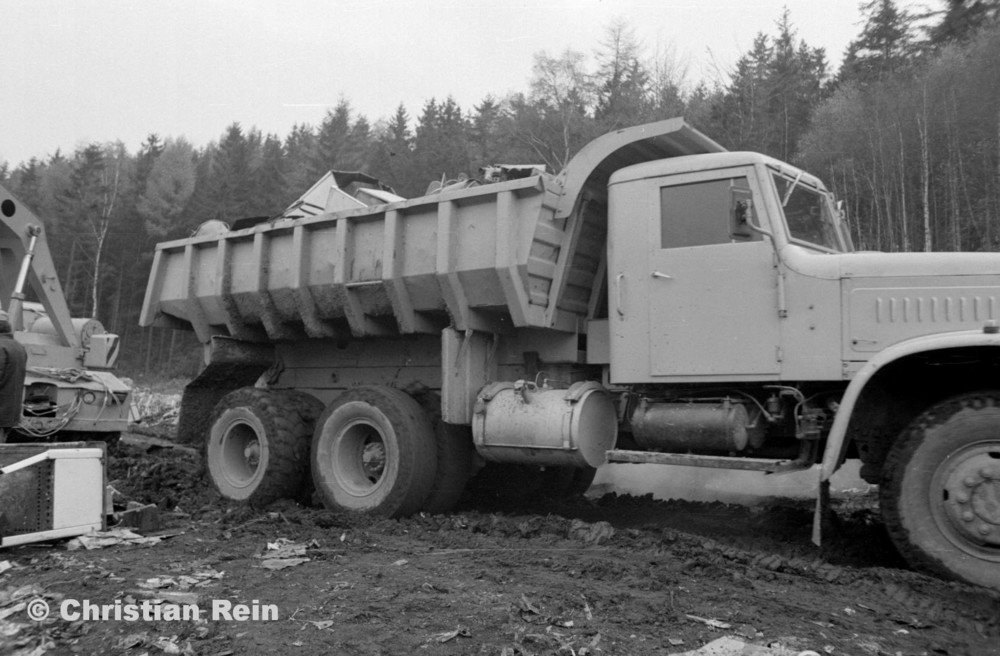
[659,177,758,248]
[771,172,844,252]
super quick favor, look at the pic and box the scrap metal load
[140,120,723,342]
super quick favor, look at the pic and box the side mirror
[732,195,770,238]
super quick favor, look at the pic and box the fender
[820,327,1000,482]
[812,327,1000,544]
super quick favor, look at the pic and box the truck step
[605,449,814,474]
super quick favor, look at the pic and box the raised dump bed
[140,118,724,342]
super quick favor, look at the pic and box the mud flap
[812,478,831,546]
[176,337,274,444]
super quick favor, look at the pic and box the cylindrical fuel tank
[472,381,618,468]
[630,399,750,453]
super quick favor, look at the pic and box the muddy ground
[2,433,999,656]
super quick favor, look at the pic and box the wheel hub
[361,440,386,483]
[941,445,1000,547]
[334,420,389,494]
[244,441,261,469]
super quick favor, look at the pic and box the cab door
[608,167,782,383]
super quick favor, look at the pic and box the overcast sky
[2,0,939,167]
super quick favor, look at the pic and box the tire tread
[207,387,323,507]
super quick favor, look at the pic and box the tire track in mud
[440,493,1000,641]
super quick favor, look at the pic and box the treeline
[1,1,998,377]
[801,1,1000,252]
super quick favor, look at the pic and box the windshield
[771,172,845,252]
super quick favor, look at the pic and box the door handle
[615,273,626,317]
[651,271,673,279]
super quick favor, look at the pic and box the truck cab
[608,152,847,382]
[609,151,1000,384]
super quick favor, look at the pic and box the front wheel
[311,386,437,517]
[881,391,1000,590]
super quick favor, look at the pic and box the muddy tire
[422,422,475,514]
[206,388,323,507]
[311,386,437,518]
[880,391,1000,590]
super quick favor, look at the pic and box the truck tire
[880,391,1000,590]
[311,386,437,518]
[422,421,474,514]
[206,388,323,508]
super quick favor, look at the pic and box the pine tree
[211,123,255,220]
[59,142,132,319]
[369,104,416,195]
[137,138,197,238]
[248,133,287,216]
[348,116,373,171]
[313,100,353,177]
[707,12,828,159]
[134,134,164,194]
[594,19,652,129]
[766,12,829,160]
[284,123,318,196]
[840,0,918,85]
[413,97,471,190]
[931,0,1000,44]
[468,96,507,170]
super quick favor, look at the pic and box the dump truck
[141,118,1000,590]
[0,184,131,440]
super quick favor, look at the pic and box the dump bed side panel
[140,176,570,342]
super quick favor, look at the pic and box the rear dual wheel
[311,386,473,517]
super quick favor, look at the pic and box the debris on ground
[137,569,224,591]
[686,614,733,630]
[567,518,616,545]
[118,433,198,455]
[670,636,818,656]
[65,527,171,550]
[113,501,162,532]
[128,388,182,429]
[427,626,471,643]
[256,538,315,570]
